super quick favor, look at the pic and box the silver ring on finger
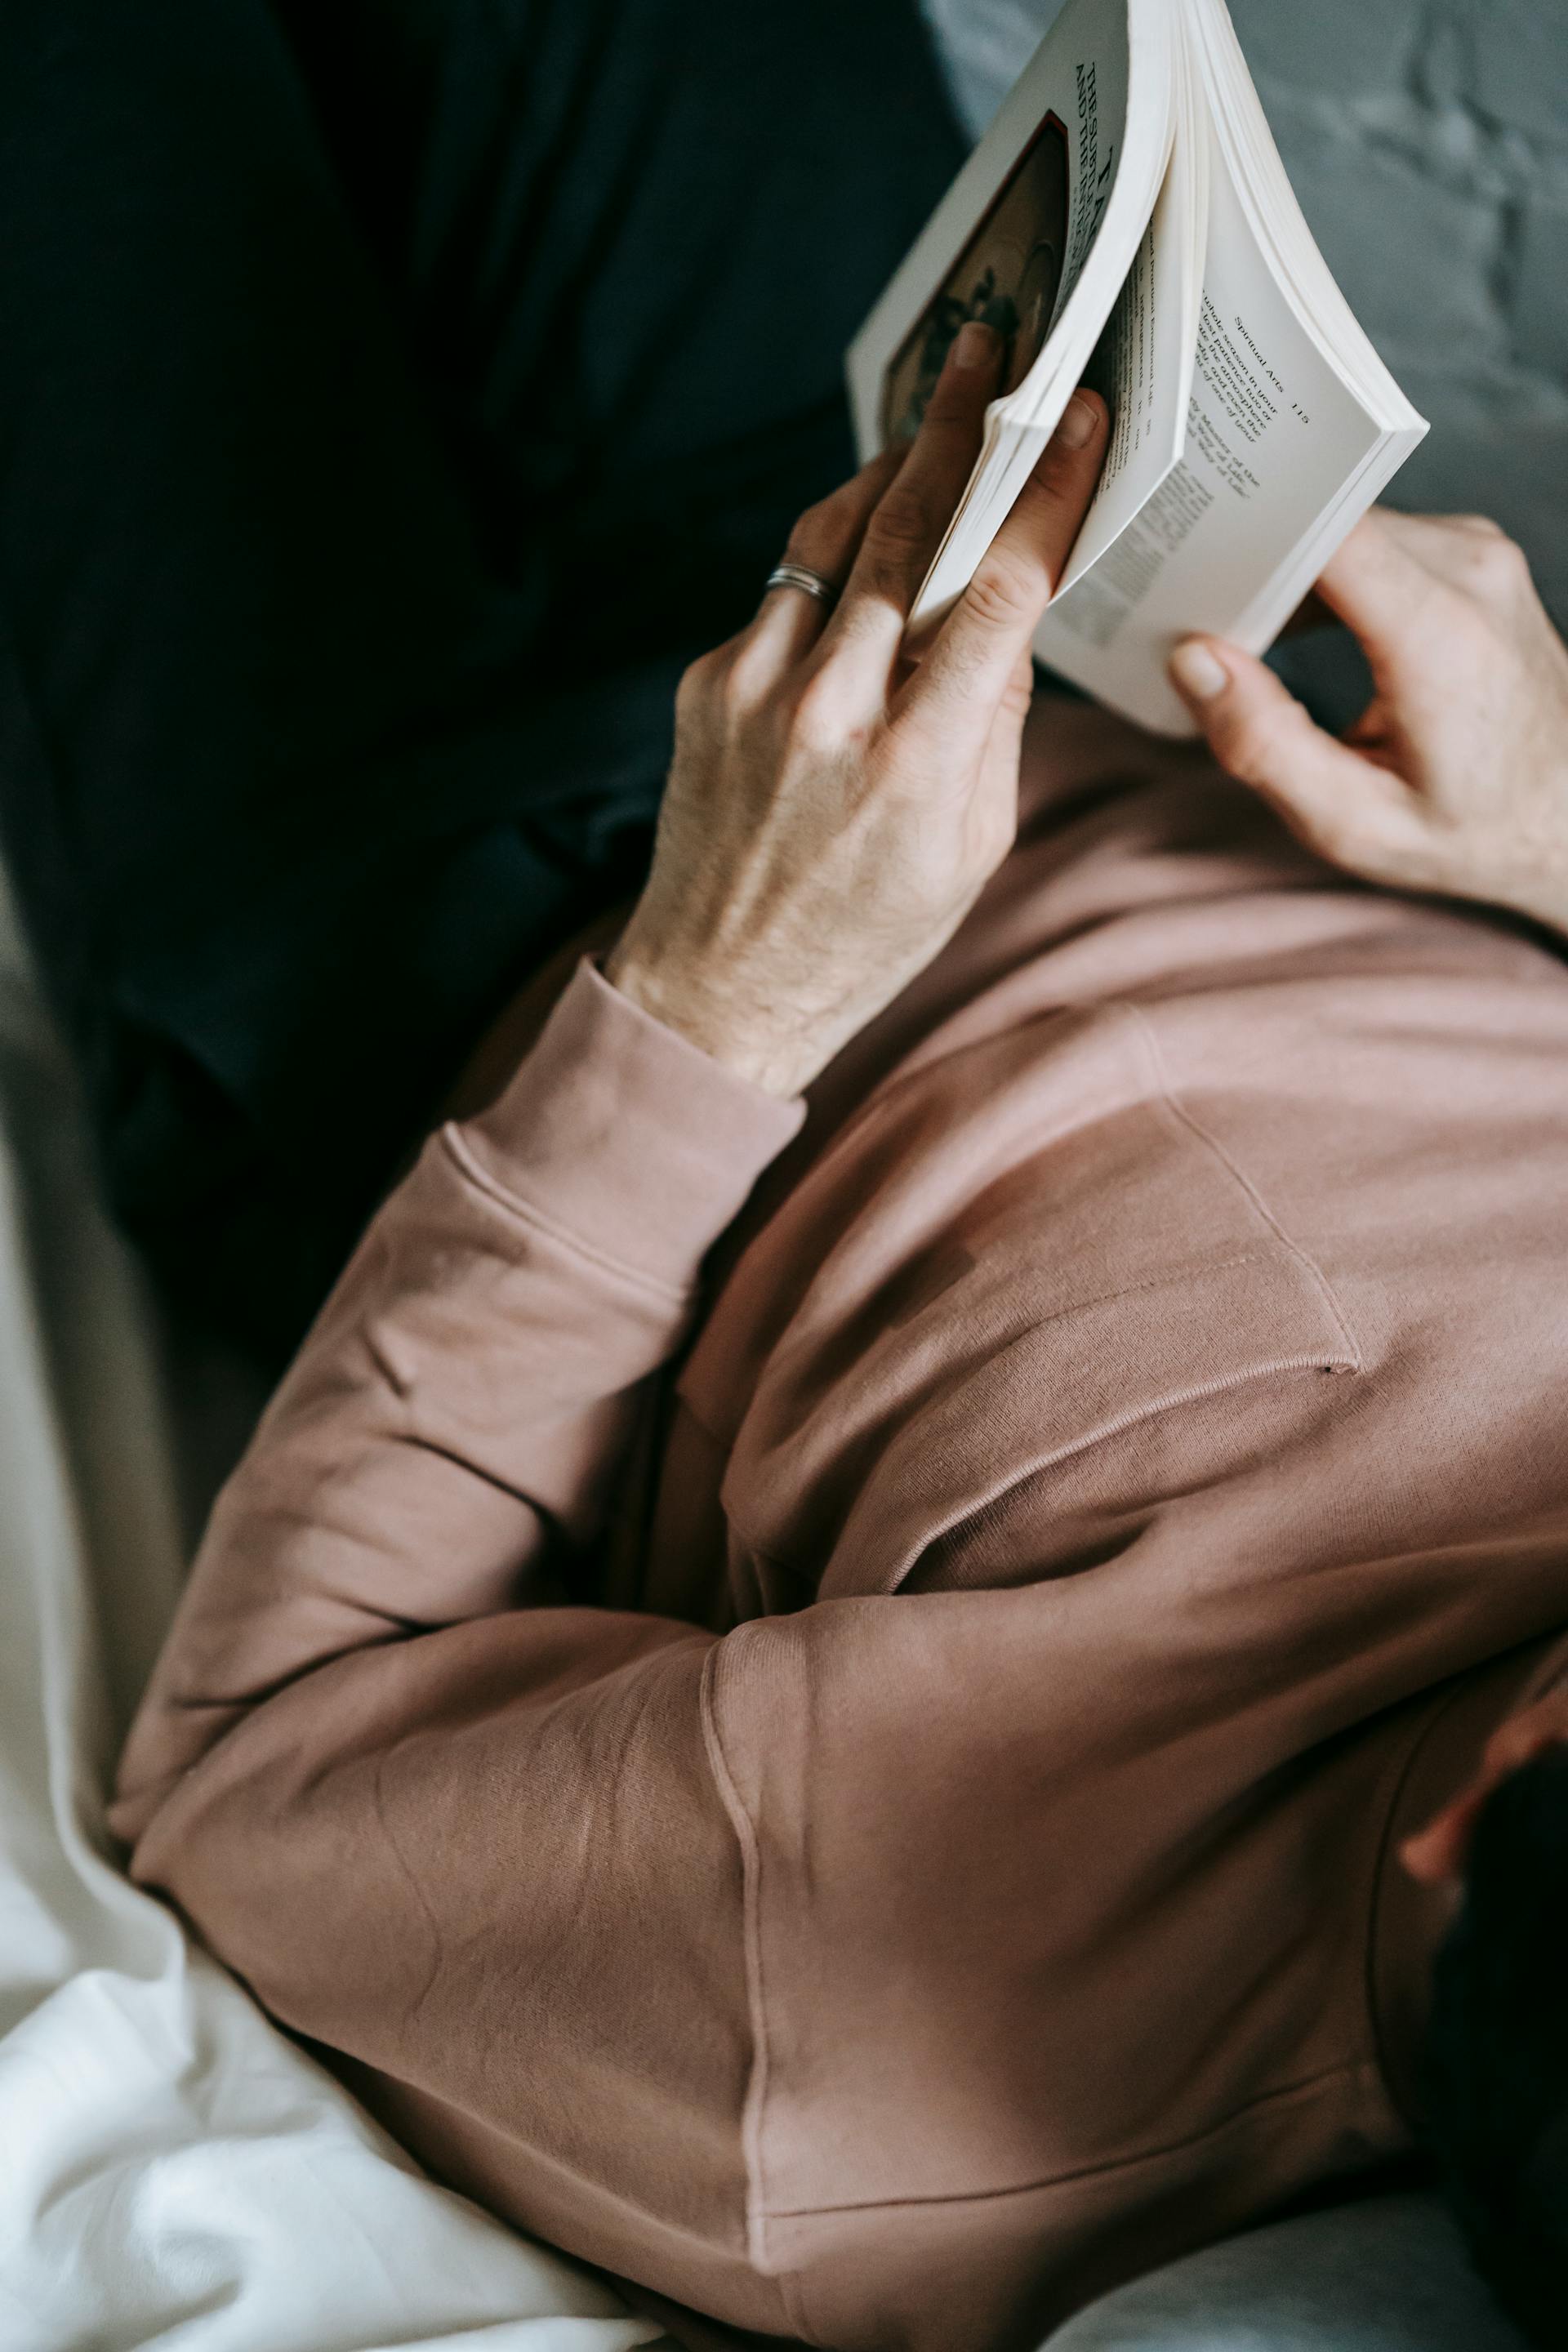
[763,559,840,610]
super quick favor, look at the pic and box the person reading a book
[109,327,1568,2352]
[9,4,1568,2351]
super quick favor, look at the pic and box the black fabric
[0,0,964,1361]
[1423,1747,1568,2352]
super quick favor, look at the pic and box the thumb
[1168,636,1414,880]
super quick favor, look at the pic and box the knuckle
[1306,792,1418,876]
[675,645,727,718]
[920,381,982,434]
[1492,534,1532,588]
[782,516,835,572]
[1307,809,1377,868]
[1217,715,1281,788]
[723,639,776,714]
[963,545,1045,630]
[868,482,940,555]
[786,481,858,564]
[1423,573,1488,653]
[783,452,907,577]
[787,670,853,755]
[1460,524,1530,595]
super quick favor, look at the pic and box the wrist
[603,943,817,1099]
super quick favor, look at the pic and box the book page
[1054,112,1203,596]
[880,110,1073,445]
[1050,0,1134,335]
[1035,113,1383,735]
[875,0,1133,448]
[899,0,1186,635]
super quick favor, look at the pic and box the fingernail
[1055,392,1100,448]
[952,320,1000,372]
[1169,640,1229,702]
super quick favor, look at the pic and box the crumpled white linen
[0,894,666,2352]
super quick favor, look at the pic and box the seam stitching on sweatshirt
[698,1643,821,2336]
[757,2059,1383,2222]
[439,1125,693,1307]
[1125,1003,1365,1371]
[732,1346,1359,1584]
[684,1244,1276,1460]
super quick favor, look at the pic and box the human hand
[605,327,1109,1097]
[1401,1681,1568,1886]
[1167,511,1568,938]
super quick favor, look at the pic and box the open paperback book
[848,0,1428,736]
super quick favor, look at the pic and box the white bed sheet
[0,896,668,2352]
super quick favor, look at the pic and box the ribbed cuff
[460,960,805,1295]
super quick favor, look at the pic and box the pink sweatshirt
[115,705,1568,2352]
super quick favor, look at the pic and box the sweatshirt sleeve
[115,956,803,1829]
[110,957,809,2330]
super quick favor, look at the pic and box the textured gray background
[920,0,1568,635]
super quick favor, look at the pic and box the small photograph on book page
[881,112,1071,442]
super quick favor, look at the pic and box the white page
[848,0,1139,461]
[848,0,1181,639]
[1035,107,1383,735]
[924,136,1200,640]
[1054,105,1205,596]
[904,0,1181,626]
[1038,0,1133,339]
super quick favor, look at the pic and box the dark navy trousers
[0,0,961,1358]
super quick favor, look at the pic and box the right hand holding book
[1169,512,1568,941]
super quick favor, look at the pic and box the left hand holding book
[606,327,1108,1098]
